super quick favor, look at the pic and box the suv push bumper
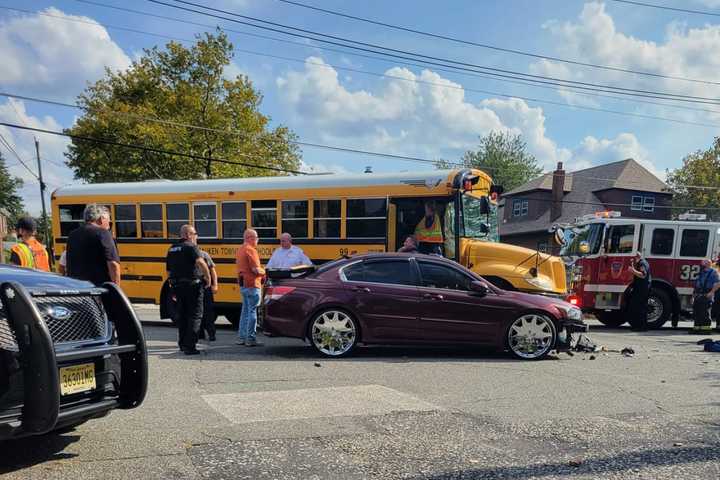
[0,282,148,440]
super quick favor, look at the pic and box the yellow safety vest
[415,214,443,244]
[10,242,35,268]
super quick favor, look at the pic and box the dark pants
[172,282,204,351]
[628,282,649,330]
[418,242,443,255]
[199,288,216,339]
[693,295,713,330]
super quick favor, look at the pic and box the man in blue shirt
[691,259,720,333]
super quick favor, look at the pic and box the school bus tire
[224,310,240,330]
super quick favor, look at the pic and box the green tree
[666,137,720,220]
[439,131,543,191]
[0,151,25,224]
[65,31,300,182]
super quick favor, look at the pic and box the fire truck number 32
[680,264,701,281]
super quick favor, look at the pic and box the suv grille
[0,310,19,352]
[34,296,108,344]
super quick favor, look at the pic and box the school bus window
[140,204,163,238]
[313,200,341,238]
[251,200,277,239]
[222,202,246,239]
[166,203,189,239]
[194,203,218,238]
[115,204,137,238]
[282,200,308,238]
[59,204,85,237]
[347,198,387,239]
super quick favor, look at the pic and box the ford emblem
[47,306,72,321]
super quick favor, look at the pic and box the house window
[643,196,655,212]
[166,203,189,239]
[115,204,137,238]
[512,199,529,217]
[251,200,277,239]
[314,200,341,238]
[222,202,246,239]
[631,196,642,211]
[194,203,218,238]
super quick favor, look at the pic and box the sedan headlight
[556,304,583,321]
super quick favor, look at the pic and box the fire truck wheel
[646,288,671,330]
[596,311,626,328]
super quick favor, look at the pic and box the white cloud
[0,100,74,214]
[299,160,351,175]
[0,8,130,100]
[533,1,720,120]
[568,132,662,179]
[277,57,577,170]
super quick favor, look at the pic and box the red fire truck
[557,212,720,329]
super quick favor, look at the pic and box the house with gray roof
[497,159,672,252]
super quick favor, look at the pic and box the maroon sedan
[263,254,586,360]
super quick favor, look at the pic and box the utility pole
[34,138,53,265]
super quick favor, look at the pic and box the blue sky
[1,0,720,213]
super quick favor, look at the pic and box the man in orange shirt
[235,229,266,346]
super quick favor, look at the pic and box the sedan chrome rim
[508,314,554,359]
[311,310,356,356]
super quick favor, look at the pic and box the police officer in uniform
[165,224,211,355]
[627,251,651,332]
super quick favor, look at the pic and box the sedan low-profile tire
[308,309,359,358]
[506,313,557,360]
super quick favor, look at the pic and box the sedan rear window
[343,260,414,286]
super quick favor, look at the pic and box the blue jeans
[239,287,261,341]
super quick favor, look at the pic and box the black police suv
[0,265,148,440]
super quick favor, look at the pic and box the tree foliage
[666,137,720,220]
[439,131,543,191]
[0,151,25,224]
[65,31,301,182]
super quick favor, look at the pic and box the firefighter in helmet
[9,216,50,272]
[414,202,443,255]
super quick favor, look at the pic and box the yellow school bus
[51,169,566,325]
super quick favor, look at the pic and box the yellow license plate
[59,363,96,396]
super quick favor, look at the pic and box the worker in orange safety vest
[414,202,444,255]
[10,216,50,271]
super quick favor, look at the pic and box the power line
[0,132,39,179]
[0,122,316,175]
[11,4,720,121]
[60,3,720,113]
[607,0,720,17]
[275,0,720,87]
[145,0,720,105]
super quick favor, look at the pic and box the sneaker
[235,339,246,345]
[245,339,264,347]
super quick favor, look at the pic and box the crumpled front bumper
[0,282,148,440]
[556,319,589,351]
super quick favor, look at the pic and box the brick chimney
[550,161,565,221]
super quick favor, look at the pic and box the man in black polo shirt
[166,224,211,355]
[67,204,121,286]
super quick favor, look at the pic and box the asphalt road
[2,308,720,480]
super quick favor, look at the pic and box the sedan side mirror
[470,281,489,296]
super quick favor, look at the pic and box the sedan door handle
[423,293,444,301]
[352,286,371,293]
